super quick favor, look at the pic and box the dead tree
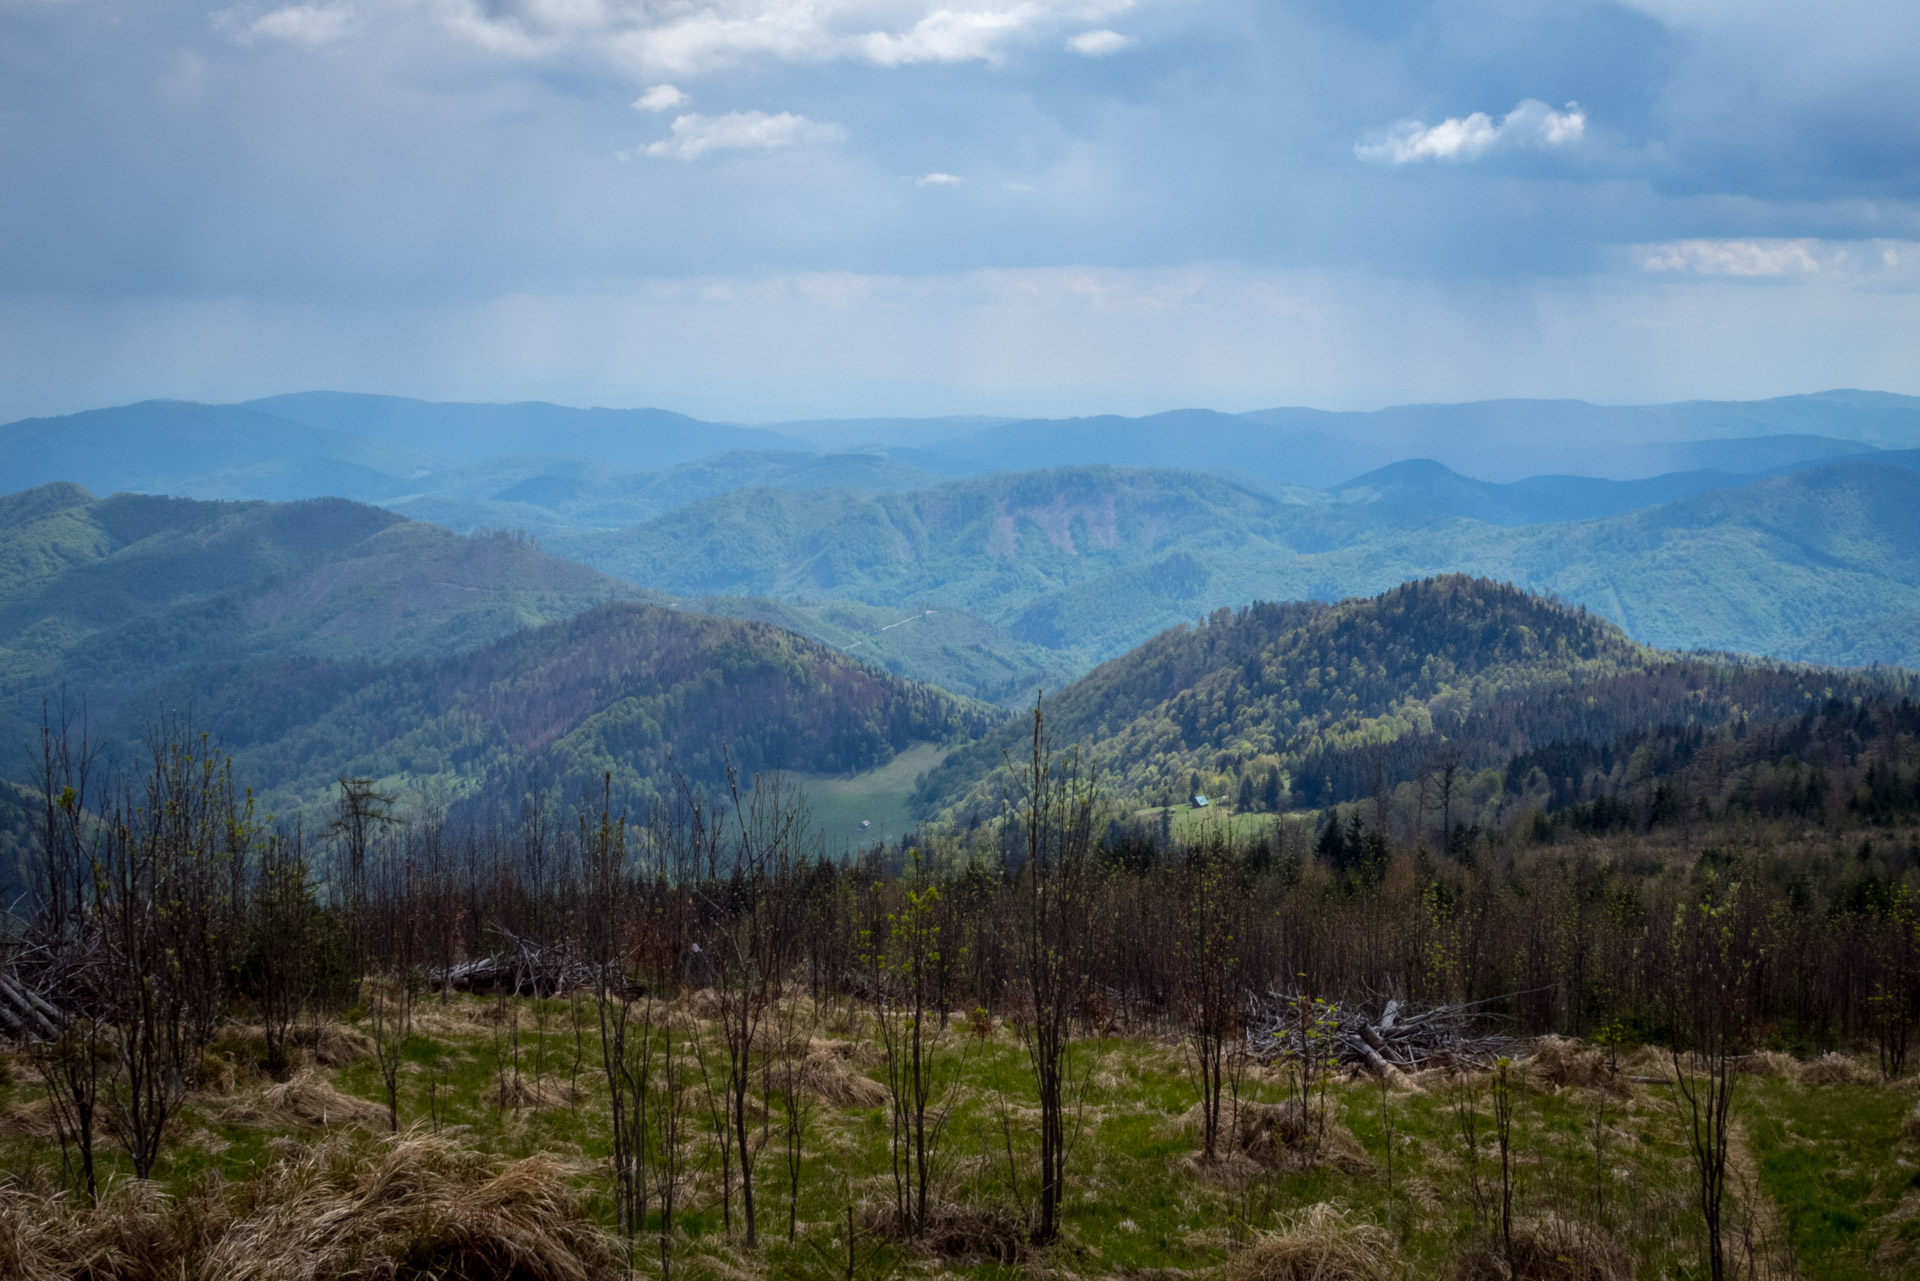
[1670,881,1752,1281]
[870,847,963,1237]
[700,764,807,1248]
[1004,701,1100,1244]
[1176,830,1241,1161]
[100,731,238,1179]
[253,827,316,1079]
[25,704,106,1198]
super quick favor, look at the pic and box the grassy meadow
[5,990,1918,1280]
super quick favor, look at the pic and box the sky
[2,0,1918,422]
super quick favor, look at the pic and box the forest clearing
[4,985,1918,1281]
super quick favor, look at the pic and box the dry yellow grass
[227,1067,390,1130]
[1743,1050,1803,1079]
[1798,1052,1876,1087]
[1453,1216,1630,1281]
[1,1094,62,1141]
[1522,1037,1627,1096]
[1179,1097,1374,1175]
[807,1035,881,1066]
[1221,1202,1397,1281]
[798,1046,888,1107]
[203,1131,615,1281]
[292,1021,376,1067]
[0,1180,213,1281]
[493,1071,573,1112]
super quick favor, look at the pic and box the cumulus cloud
[1356,100,1586,164]
[384,0,1120,75]
[1639,239,1821,276]
[643,111,848,160]
[1067,29,1131,56]
[861,5,1043,67]
[216,2,358,47]
[917,172,962,185]
[633,84,688,112]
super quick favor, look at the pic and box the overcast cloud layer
[2,0,1917,419]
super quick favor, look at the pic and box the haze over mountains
[10,389,1920,688]
[11,389,1918,523]
[8,386,1920,847]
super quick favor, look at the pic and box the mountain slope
[0,401,434,501]
[246,392,798,467]
[915,577,1904,820]
[931,409,1366,487]
[1328,459,1754,525]
[547,466,1329,651]
[0,485,652,721]
[1476,462,1920,663]
[384,449,948,534]
[118,601,999,818]
[1238,394,1905,481]
[564,460,1920,671]
[687,595,1085,706]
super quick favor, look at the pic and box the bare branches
[1245,991,1525,1076]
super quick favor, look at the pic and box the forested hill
[546,466,1314,656]
[552,460,1920,672]
[113,602,1000,820]
[915,576,1912,820]
[0,483,652,721]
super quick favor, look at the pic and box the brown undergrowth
[1221,1202,1398,1281]
[0,1130,617,1281]
[1180,1097,1375,1175]
[1451,1216,1630,1281]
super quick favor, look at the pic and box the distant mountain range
[554,459,1920,670]
[8,387,1920,703]
[8,389,1919,530]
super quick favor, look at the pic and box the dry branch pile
[0,966,59,1043]
[430,930,617,998]
[1243,993,1524,1076]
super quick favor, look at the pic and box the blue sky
[2,0,1917,421]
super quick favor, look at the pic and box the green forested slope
[0,485,652,728]
[547,466,1339,656]
[116,602,999,819]
[0,401,435,501]
[383,449,947,534]
[1492,461,1920,663]
[686,595,1084,706]
[559,461,1920,671]
[915,577,1905,819]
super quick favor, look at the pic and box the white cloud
[917,172,962,186]
[643,111,848,160]
[633,84,688,112]
[1066,29,1131,56]
[386,0,1128,75]
[861,5,1042,67]
[1639,239,1821,276]
[216,2,358,47]
[1356,100,1586,164]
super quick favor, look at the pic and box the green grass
[796,742,949,851]
[5,1001,1916,1281]
[1742,1071,1920,1278]
[1135,803,1293,844]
